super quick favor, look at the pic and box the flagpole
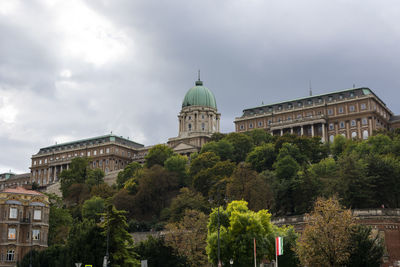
[254,238,256,267]
[275,237,278,267]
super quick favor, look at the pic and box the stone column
[280,129,283,136]
[47,168,50,185]
[311,124,314,137]
[368,117,373,136]
[321,123,326,142]
[290,128,294,134]
[300,126,304,136]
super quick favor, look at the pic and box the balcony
[270,114,326,130]
[20,218,30,224]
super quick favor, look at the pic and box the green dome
[182,80,217,109]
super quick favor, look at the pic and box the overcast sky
[1,0,400,173]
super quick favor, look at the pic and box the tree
[47,194,73,246]
[245,129,274,146]
[224,132,254,163]
[85,168,105,188]
[82,196,106,222]
[60,157,90,197]
[246,143,276,172]
[133,165,179,220]
[91,183,116,199]
[165,210,209,266]
[347,224,384,267]
[145,144,174,168]
[164,154,189,186]
[167,187,209,223]
[206,200,275,266]
[200,140,234,161]
[189,152,220,178]
[337,152,375,208]
[117,162,143,189]
[67,219,106,267]
[134,236,187,267]
[193,160,235,197]
[226,163,273,211]
[101,205,140,266]
[296,197,355,267]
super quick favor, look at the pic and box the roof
[37,134,144,154]
[182,80,217,109]
[1,186,44,196]
[241,87,390,115]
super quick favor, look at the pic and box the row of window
[33,147,132,166]
[329,130,369,142]
[8,228,41,241]
[8,207,42,220]
[328,118,369,130]
[186,114,209,120]
[188,123,206,131]
[247,91,360,115]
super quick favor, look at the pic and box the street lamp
[209,193,228,267]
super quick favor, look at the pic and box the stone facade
[168,80,220,155]
[272,209,400,267]
[0,187,49,267]
[30,134,144,187]
[235,87,397,141]
[0,173,30,191]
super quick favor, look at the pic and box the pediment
[172,142,197,151]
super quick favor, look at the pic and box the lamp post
[210,191,228,267]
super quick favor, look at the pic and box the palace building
[30,134,144,187]
[234,87,398,141]
[27,78,220,188]
[0,187,49,266]
[168,78,220,155]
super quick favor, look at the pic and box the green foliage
[145,144,174,168]
[101,205,140,266]
[167,187,209,222]
[165,210,209,266]
[224,132,254,163]
[82,196,106,222]
[134,236,188,267]
[189,151,220,178]
[226,163,273,211]
[246,143,276,172]
[86,168,105,187]
[90,183,116,199]
[132,165,179,220]
[331,134,348,159]
[347,224,384,267]
[193,160,235,197]
[60,157,90,197]
[67,219,106,267]
[164,154,189,186]
[206,200,275,266]
[245,129,274,146]
[48,194,73,246]
[18,245,69,267]
[117,161,143,189]
[60,157,104,200]
[274,155,300,180]
[200,140,234,161]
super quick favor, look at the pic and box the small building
[0,187,49,266]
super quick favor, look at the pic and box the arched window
[329,135,334,142]
[188,123,192,131]
[202,123,205,131]
[363,130,369,139]
[351,132,357,138]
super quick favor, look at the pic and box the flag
[275,236,283,256]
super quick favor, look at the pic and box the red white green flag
[275,237,283,256]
